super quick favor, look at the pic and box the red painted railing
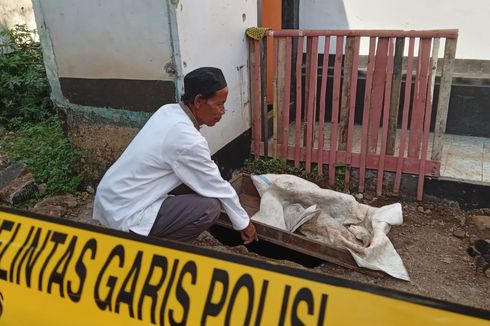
[248,29,457,200]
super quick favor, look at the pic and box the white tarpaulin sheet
[251,174,410,281]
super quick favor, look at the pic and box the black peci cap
[183,67,227,100]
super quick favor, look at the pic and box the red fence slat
[328,36,344,186]
[294,36,304,167]
[394,37,416,194]
[345,36,361,187]
[408,38,432,158]
[305,36,319,172]
[359,37,377,192]
[377,38,396,195]
[417,69,434,200]
[282,37,293,160]
[317,36,331,176]
[368,37,389,153]
[250,39,262,158]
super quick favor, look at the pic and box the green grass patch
[1,118,83,195]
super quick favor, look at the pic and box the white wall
[175,0,257,154]
[38,0,174,80]
[300,0,489,60]
[0,0,36,30]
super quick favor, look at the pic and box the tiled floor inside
[441,133,490,183]
[283,122,490,183]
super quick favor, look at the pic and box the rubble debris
[0,163,38,205]
[467,239,490,277]
[471,215,490,231]
[451,227,466,239]
[31,194,79,218]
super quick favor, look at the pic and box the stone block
[471,215,490,231]
[0,163,39,205]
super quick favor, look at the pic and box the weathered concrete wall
[38,0,174,80]
[58,105,152,182]
[0,0,36,30]
[32,0,177,178]
[33,0,258,177]
[174,0,257,154]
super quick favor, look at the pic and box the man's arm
[170,139,257,242]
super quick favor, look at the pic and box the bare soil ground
[22,190,490,311]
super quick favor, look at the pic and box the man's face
[194,87,228,127]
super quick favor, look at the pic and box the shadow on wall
[299,0,349,53]
[299,0,349,29]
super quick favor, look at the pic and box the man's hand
[240,221,258,244]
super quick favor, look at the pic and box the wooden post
[368,37,389,153]
[359,37,376,193]
[339,37,356,151]
[317,36,331,176]
[377,38,395,195]
[344,37,360,188]
[386,37,405,155]
[275,37,287,159]
[417,72,435,200]
[328,36,344,186]
[249,39,262,159]
[393,37,416,194]
[431,38,457,161]
[260,37,269,158]
[305,36,319,172]
[281,37,293,160]
[408,38,431,158]
[294,36,304,167]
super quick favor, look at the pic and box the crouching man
[93,67,258,244]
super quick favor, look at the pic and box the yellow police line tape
[0,207,488,325]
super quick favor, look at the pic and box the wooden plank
[393,37,416,194]
[294,36,304,167]
[303,37,313,149]
[328,36,344,186]
[416,38,439,199]
[344,37,361,187]
[368,37,389,153]
[317,36,331,176]
[257,143,441,176]
[261,38,269,158]
[267,29,458,39]
[429,38,440,102]
[250,39,262,158]
[272,37,279,157]
[282,37,293,160]
[305,36,319,172]
[377,39,396,195]
[275,37,287,159]
[216,215,364,271]
[338,37,356,151]
[386,37,405,155]
[408,38,431,158]
[359,37,377,192]
[417,75,434,200]
[431,38,457,161]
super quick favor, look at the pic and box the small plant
[335,165,346,189]
[2,118,83,195]
[242,157,320,182]
[0,24,54,124]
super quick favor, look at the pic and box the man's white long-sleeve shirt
[93,103,250,235]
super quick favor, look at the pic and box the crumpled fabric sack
[251,174,410,281]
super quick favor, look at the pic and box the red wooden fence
[248,29,458,200]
